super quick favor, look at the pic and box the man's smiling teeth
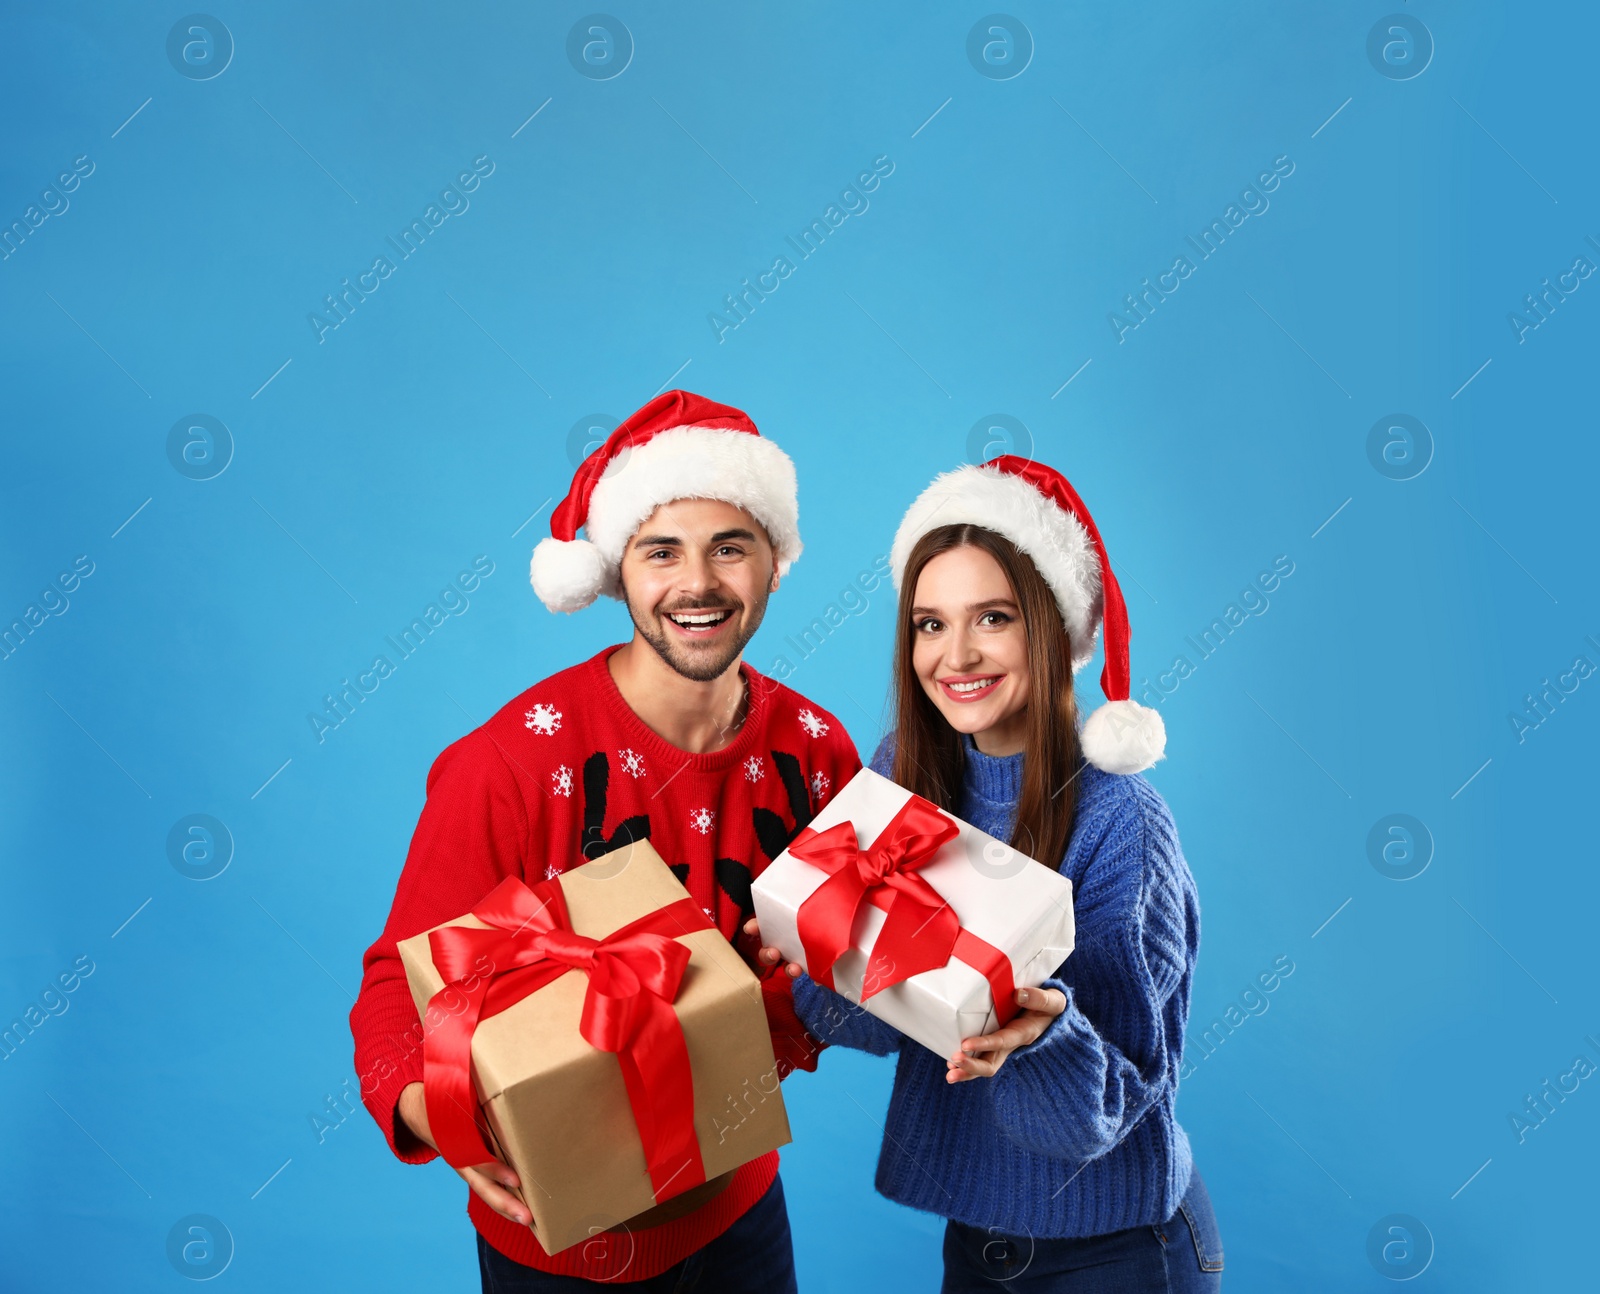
[668,609,733,626]
[948,677,998,692]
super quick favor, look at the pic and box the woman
[745,456,1222,1291]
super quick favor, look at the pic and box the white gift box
[751,767,1075,1058]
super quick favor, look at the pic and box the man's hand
[742,917,803,978]
[398,1081,530,1227]
[946,986,1069,1082]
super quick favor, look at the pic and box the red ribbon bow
[421,875,710,1203]
[790,793,1020,1026]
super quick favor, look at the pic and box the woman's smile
[937,673,1005,702]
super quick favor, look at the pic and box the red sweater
[349,645,861,1279]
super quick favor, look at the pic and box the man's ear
[761,526,780,593]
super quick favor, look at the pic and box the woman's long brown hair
[890,523,1083,868]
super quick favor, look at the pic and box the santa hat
[530,390,801,613]
[889,454,1166,775]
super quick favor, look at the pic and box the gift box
[398,840,791,1256]
[750,767,1075,1058]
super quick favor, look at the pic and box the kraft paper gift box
[750,767,1076,1059]
[398,839,790,1256]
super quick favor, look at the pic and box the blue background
[3,2,1594,1288]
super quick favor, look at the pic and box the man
[349,390,859,1290]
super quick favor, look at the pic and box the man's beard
[626,585,771,683]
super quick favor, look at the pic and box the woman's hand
[947,985,1069,1082]
[741,917,804,978]
[398,1081,531,1227]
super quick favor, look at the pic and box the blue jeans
[940,1167,1223,1293]
[477,1173,798,1293]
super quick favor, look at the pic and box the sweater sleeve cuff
[1016,977,1084,1053]
[363,1051,437,1165]
[988,978,1099,1094]
[761,965,826,1079]
[354,995,438,1166]
[791,972,902,1056]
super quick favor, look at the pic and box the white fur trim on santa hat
[890,464,1102,671]
[1081,699,1167,774]
[586,425,802,572]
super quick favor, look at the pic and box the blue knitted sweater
[791,732,1201,1238]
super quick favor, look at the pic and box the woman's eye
[916,617,942,633]
[980,611,1011,626]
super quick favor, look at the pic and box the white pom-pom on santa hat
[891,455,1167,775]
[529,536,612,614]
[529,390,802,614]
[1081,699,1167,776]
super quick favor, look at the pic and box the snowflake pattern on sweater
[524,702,561,734]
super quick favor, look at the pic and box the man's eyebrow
[632,528,759,550]
[910,598,1018,615]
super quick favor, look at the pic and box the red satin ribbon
[855,885,1020,1029]
[420,876,711,1203]
[791,795,1020,1028]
